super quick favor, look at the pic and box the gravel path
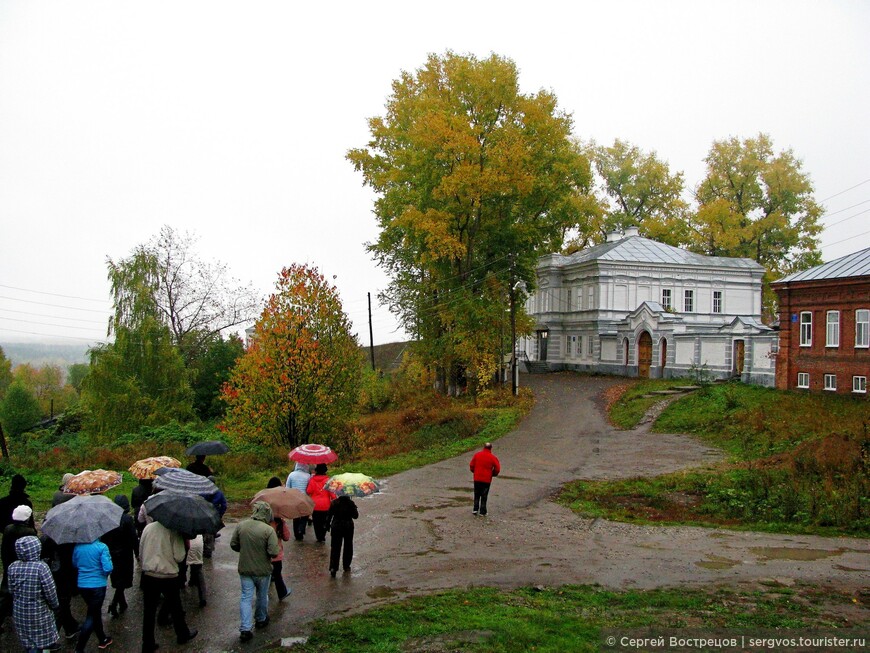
[4,373,867,651]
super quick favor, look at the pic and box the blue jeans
[239,574,270,632]
[76,586,107,650]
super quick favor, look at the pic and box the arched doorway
[638,331,653,378]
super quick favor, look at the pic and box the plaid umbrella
[42,494,123,544]
[144,491,222,536]
[64,469,123,495]
[288,443,338,465]
[251,486,314,520]
[153,469,218,495]
[129,456,182,480]
[323,473,380,497]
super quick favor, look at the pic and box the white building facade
[521,228,777,386]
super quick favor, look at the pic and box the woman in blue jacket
[72,537,113,651]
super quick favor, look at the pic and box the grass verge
[273,584,867,653]
[564,381,870,537]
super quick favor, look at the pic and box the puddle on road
[696,554,741,570]
[833,564,869,572]
[367,585,407,599]
[750,547,846,562]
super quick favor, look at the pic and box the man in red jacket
[469,442,500,516]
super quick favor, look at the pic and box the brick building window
[712,290,723,314]
[824,374,837,391]
[799,312,812,347]
[683,289,694,312]
[857,309,869,348]
[797,372,809,389]
[661,289,672,310]
[853,376,867,394]
[826,310,840,347]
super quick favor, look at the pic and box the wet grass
[573,381,870,536]
[275,584,866,653]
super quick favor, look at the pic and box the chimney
[623,226,639,238]
[605,230,621,243]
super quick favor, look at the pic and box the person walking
[305,464,335,543]
[265,478,291,601]
[102,495,137,618]
[285,462,311,541]
[139,520,198,652]
[1,505,37,628]
[71,536,114,651]
[39,535,79,641]
[185,535,206,607]
[469,442,501,516]
[230,501,279,643]
[7,535,60,653]
[51,473,76,507]
[200,477,226,559]
[0,474,32,531]
[130,478,153,538]
[327,495,358,577]
[185,455,213,477]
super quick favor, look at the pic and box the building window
[577,288,584,311]
[712,290,723,314]
[566,336,572,356]
[587,335,594,356]
[856,309,869,348]
[661,289,672,310]
[826,310,840,347]
[853,376,867,394]
[565,289,572,312]
[797,372,809,389]
[823,374,837,391]
[799,312,812,347]
[683,289,694,313]
[587,286,594,310]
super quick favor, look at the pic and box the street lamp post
[509,280,526,396]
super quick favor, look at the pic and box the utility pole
[367,292,376,371]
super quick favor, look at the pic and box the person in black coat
[0,474,32,531]
[130,478,153,537]
[102,495,138,617]
[40,535,80,639]
[327,495,358,577]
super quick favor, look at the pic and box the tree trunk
[0,422,8,459]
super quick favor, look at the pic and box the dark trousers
[473,481,491,515]
[77,586,107,650]
[311,511,330,542]
[188,563,206,604]
[270,560,288,599]
[141,574,190,651]
[55,586,79,636]
[292,516,308,541]
[329,521,354,571]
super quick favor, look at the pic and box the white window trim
[661,288,672,310]
[853,376,867,394]
[683,289,694,313]
[826,310,840,348]
[799,312,813,347]
[797,372,809,389]
[856,309,869,348]
[712,290,723,314]
[823,373,837,391]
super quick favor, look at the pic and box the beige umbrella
[129,456,182,480]
[64,469,123,495]
[250,487,314,520]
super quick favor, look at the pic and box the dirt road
[4,373,867,651]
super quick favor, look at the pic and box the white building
[521,228,777,385]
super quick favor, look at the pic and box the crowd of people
[0,456,360,652]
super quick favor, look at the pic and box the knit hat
[114,494,130,512]
[12,505,32,522]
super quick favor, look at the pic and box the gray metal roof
[776,246,870,283]
[554,236,762,270]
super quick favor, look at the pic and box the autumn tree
[587,139,689,244]
[188,333,244,421]
[348,52,594,393]
[12,363,77,418]
[0,346,12,400]
[0,381,42,437]
[221,264,361,448]
[688,133,823,317]
[108,225,260,362]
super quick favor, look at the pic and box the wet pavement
[3,373,868,651]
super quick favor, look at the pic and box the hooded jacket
[8,536,60,649]
[286,462,311,492]
[470,447,501,483]
[230,501,279,577]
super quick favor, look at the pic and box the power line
[0,295,111,314]
[821,207,870,231]
[818,198,870,220]
[0,327,106,343]
[824,228,870,248]
[0,316,107,332]
[819,178,870,204]
[0,283,107,303]
[0,308,107,325]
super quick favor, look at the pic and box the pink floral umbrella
[288,443,338,465]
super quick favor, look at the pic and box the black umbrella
[185,440,230,456]
[143,491,222,536]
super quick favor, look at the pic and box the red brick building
[772,247,870,396]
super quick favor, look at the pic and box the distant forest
[1,341,90,368]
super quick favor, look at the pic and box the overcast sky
[1,1,868,349]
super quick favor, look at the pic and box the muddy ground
[3,373,867,652]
